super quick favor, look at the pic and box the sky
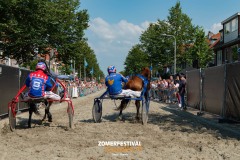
[80,0,240,75]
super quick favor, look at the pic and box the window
[231,18,238,32]
[224,17,238,34]
[224,22,230,34]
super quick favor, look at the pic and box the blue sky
[80,0,240,75]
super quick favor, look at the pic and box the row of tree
[0,0,104,79]
[124,2,214,76]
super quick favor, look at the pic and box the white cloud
[86,18,147,75]
[90,18,115,40]
[141,21,151,30]
[209,23,223,33]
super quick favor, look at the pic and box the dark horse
[27,77,58,128]
[116,67,151,121]
[27,60,60,128]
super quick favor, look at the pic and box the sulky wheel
[141,95,149,125]
[8,105,17,131]
[92,99,102,123]
[67,103,74,129]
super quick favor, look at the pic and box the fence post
[221,64,227,119]
[17,68,21,112]
[200,68,203,113]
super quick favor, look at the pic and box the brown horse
[116,67,151,121]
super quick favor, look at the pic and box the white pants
[118,89,142,97]
[72,87,78,98]
[24,91,61,101]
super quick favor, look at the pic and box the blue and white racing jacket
[105,73,128,95]
[25,70,53,98]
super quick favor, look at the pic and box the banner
[90,67,94,74]
[84,58,88,67]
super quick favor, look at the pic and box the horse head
[141,67,151,90]
[141,67,151,80]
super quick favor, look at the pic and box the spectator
[150,80,158,100]
[174,75,181,105]
[178,73,187,110]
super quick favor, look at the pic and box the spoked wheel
[92,99,102,123]
[8,104,17,131]
[67,102,74,129]
[141,96,150,125]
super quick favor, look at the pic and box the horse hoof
[133,118,140,123]
[116,116,124,122]
[48,118,52,122]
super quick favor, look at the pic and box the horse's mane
[141,67,151,81]
[125,67,151,91]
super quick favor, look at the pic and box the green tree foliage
[0,0,104,78]
[139,1,202,73]
[188,27,214,68]
[140,20,172,66]
[124,44,149,75]
[167,1,196,69]
[0,0,88,64]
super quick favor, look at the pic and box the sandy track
[1,90,240,160]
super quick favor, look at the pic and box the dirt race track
[1,90,240,160]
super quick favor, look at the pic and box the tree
[140,1,197,74]
[141,21,167,64]
[124,44,149,75]
[0,0,89,65]
[188,27,214,68]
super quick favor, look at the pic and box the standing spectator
[178,73,187,110]
[174,75,181,105]
[150,80,158,100]
[72,82,78,98]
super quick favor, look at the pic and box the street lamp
[161,34,177,74]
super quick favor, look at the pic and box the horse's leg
[47,101,53,122]
[117,99,129,121]
[28,103,34,128]
[117,100,124,121]
[42,101,52,122]
[42,101,47,122]
[135,100,140,122]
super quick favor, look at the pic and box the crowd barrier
[0,64,106,117]
[150,87,179,104]
[186,62,240,122]
[64,86,106,99]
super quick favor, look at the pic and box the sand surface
[1,90,240,160]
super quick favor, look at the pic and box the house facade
[213,12,240,66]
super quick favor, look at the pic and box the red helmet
[36,62,46,71]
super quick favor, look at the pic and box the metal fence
[0,64,30,116]
[186,62,240,121]
[0,64,106,117]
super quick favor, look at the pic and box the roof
[222,12,240,24]
[210,38,220,48]
[211,33,220,40]
[207,32,221,48]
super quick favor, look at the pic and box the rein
[136,74,149,89]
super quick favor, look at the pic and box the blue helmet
[107,65,116,74]
[36,62,46,71]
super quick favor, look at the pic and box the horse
[27,76,59,128]
[116,67,151,121]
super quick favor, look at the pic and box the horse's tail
[115,99,130,111]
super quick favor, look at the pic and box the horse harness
[136,74,149,89]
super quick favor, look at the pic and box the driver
[105,65,141,97]
[24,62,61,101]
